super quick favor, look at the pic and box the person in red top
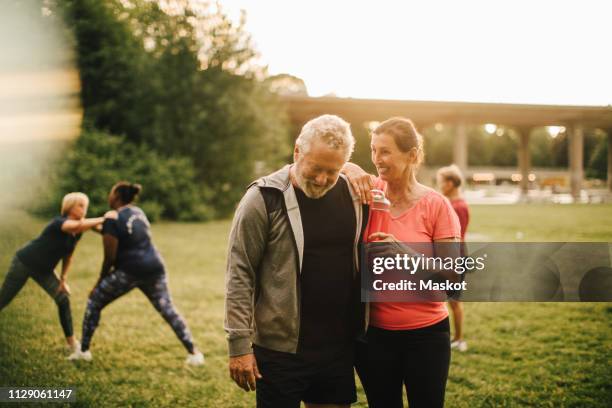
[437,165,470,352]
[343,117,461,408]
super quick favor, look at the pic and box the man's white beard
[294,170,334,199]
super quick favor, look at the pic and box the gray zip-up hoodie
[224,164,365,356]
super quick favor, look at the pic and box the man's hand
[229,353,262,391]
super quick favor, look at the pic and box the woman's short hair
[372,117,424,166]
[437,164,464,187]
[295,114,355,161]
[61,192,89,216]
[112,181,142,204]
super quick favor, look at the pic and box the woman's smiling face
[370,132,413,182]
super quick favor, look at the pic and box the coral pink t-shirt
[368,179,462,330]
[451,198,470,240]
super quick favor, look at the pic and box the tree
[586,130,608,180]
[46,0,290,218]
[35,129,214,220]
[265,74,308,96]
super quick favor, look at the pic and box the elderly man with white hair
[225,114,367,408]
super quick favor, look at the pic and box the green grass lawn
[0,204,611,407]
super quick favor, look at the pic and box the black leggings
[0,256,73,337]
[81,269,195,353]
[355,318,451,408]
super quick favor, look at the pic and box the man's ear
[293,144,300,162]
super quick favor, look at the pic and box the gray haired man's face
[294,140,347,199]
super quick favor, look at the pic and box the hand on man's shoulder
[104,210,118,220]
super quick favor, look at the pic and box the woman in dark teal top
[69,182,204,366]
[0,193,104,352]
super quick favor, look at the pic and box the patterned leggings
[81,269,195,353]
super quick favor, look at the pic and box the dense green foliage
[36,129,214,220]
[42,0,290,219]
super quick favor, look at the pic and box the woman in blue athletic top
[0,193,104,352]
[69,182,204,365]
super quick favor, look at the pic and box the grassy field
[0,204,611,407]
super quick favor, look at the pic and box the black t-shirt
[16,216,82,273]
[294,177,357,351]
[102,206,164,277]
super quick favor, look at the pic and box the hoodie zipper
[280,194,302,353]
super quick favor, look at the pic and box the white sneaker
[65,340,81,354]
[67,349,92,361]
[451,340,468,352]
[185,351,205,366]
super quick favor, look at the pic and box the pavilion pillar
[607,129,612,193]
[517,127,531,198]
[453,122,468,173]
[568,124,584,202]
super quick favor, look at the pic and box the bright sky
[220,0,612,106]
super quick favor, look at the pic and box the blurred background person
[68,182,204,365]
[437,164,470,352]
[0,193,104,352]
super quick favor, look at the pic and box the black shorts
[253,344,357,408]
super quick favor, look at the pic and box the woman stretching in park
[68,182,204,365]
[0,193,104,352]
[343,117,461,408]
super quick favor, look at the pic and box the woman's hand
[367,232,422,259]
[368,232,398,242]
[104,210,118,220]
[342,162,375,204]
[366,232,402,260]
[56,279,71,295]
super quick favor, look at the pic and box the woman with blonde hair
[0,193,104,351]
